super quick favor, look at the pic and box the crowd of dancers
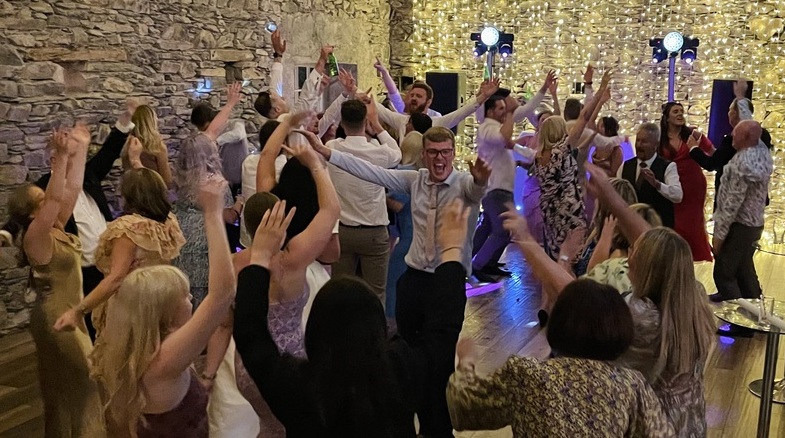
[0,27,774,438]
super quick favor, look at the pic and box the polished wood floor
[1,245,783,437]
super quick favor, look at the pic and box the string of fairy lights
[407,0,785,251]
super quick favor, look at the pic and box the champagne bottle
[327,53,339,77]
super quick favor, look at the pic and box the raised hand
[583,64,594,84]
[559,225,587,263]
[320,45,334,60]
[226,82,243,106]
[541,70,559,94]
[599,69,613,89]
[292,128,331,159]
[437,198,470,254]
[501,204,533,244]
[282,142,324,170]
[338,68,357,97]
[119,98,139,126]
[251,200,296,267]
[468,156,492,186]
[504,95,519,114]
[271,29,286,55]
[599,216,617,241]
[548,77,559,96]
[196,174,229,213]
[49,127,70,155]
[734,79,748,99]
[68,122,91,157]
[374,56,388,75]
[127,136,144,169]
[477,78,501,102]
[600,85,611,103]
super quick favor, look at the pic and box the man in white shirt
[328,99,401,305]
[471,94,520,282]
[374,57,443,117]
[617,123,682,227]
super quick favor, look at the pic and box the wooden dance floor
[1,246,783,437]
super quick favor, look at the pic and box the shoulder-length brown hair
[121,168,171,223]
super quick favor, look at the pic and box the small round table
[714,299,784,438]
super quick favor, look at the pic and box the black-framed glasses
[425,148,455,158]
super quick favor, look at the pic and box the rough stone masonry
[0,0,392,335]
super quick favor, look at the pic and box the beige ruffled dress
[91,212,185,336]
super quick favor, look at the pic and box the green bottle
[327,53,339,77]
[483,65,491,81]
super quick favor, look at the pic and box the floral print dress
[532,136,586,259]
[447,356,675,437]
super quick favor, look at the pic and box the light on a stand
[649,32,700,101]
[480,27,500,46]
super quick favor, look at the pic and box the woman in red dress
[658,102,714,262]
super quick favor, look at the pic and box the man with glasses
[305,126,490,438]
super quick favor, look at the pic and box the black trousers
[81,265,103,341]
[714,223,763,300]
[396,267,466,438]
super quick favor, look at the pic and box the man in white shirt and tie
[328,99,401,306]
[617,122,682,227]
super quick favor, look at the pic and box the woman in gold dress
[7,125,105,437]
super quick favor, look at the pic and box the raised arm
[304,129,417,193]
[293,45,332,113]
[512,71,555,124]
[374,57,406,113]
[205,82,243,142]
[257,112,312,192]
[148,176,236,378]
[269,29,285,98]
[279,142,341,271]
[568,70,611,149]
[88,100,137,181]
[59,123,90,227]
[23,129,71,266]
[438,79,500,129]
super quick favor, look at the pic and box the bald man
[710,120,773,325]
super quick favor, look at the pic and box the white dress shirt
[616,154,683,203]
[476,118,515,192]
[73,190,107,267]
[327,133,401,226]
[376,95,485,142]
[327,149,486,273]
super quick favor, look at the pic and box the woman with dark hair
[233,199,473,437]
[54,167,185,335]
[658,102,714,261]
[8,125,106,437]
[447,279,674,437]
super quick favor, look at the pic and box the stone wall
[0,0,390,335]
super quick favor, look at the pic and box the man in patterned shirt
[710,120,773,314]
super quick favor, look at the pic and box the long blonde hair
[130,105,166,155]
[536,115,568,154]
[630,228,714,380]
[400,131,424,168]
[91,265,190,437]
[589,178,637,241]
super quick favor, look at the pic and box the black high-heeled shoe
[537,310,549,328]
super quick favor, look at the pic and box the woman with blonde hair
[53,167,185,335]
[6,125,105,437]
[532,71,612,260]
[91,176,239,437]
[504,162,714,436]
[122,105,173,186]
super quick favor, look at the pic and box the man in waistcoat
[617,122,682,227]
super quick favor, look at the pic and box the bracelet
[200,372,216,381]
[584,82,593,85]
[273,52,282,59]
[559,255,570,263]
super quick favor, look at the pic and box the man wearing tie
[617,123,683,227]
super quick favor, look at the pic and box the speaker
[425,71,467,134]
[707,79,753,147]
